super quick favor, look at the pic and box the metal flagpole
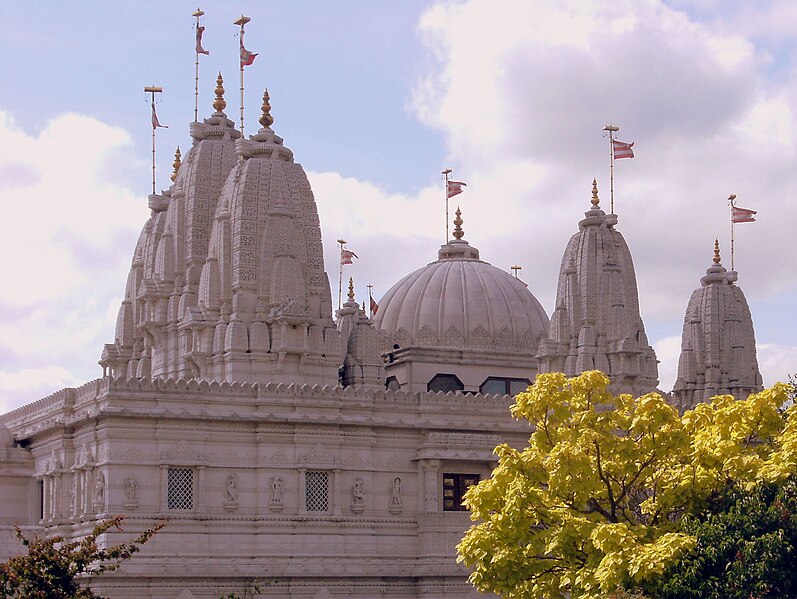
[367,284,374,317]
[193,8,205,123]
[603,125,619,214]
[442,168,452,242]
[234,15,251,137]
[729,194,737,270]
[145,86,163,195]
[337,238,347,310]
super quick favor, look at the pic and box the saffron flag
[196,25,210,55]
[447,180,467,199]
[240,39,258,67]
[370,296,379,316]
[612,139,634,159]
[151,103,167,129]
[732,206,757,223]
[340,249,358,265]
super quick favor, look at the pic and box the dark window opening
[479,377,531,396]
[443,473,480,511]
[385,376,401,391]
[427,373,464,393]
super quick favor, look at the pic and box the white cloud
[0,111,148,412]
[654,335,683,392]
[757,343,797,387]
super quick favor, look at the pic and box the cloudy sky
[1,0,795,413]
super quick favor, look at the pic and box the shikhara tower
[536,180,659,396]
[673,241,763,411]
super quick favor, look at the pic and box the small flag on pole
[370,296,379,316]
[151,103,167,129]
[340,249,358,265]
[196,25,210,55]
[447,180,467,199]
[732,206,757,223]
[240,39,258,67]
[612,139,634,159]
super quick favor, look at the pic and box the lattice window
[443,473,480,511]
[305,471,329,512]
[427,373,464,393]
[168,468,194,510]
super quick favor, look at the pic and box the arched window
[427,374,464,393]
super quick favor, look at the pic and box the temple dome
[374,210,548,394]
[376,246,548,352]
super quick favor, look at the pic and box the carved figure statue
[94,473,106,504]
[271,476,284,503]
[225,473,238,502]
[352,478,365,505]
[125,476,138,503]
[390,477,402,507]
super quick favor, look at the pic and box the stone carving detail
[94,473,105,507]
[269,476,284,512]
[124,476,139,509]
[350,477,366,513]
[224,472,239,510]
[389,477,402,514]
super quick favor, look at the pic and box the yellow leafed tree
[457,370,795,599]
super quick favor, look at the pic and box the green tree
[456,371,795,599]
[0,515,163,599]
[646,475,797,599]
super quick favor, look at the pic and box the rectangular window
[37,480,44,521]
[167,467,194,510]
[443,473,480,511]
[305,471,329,512]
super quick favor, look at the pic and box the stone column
[419,459,441,512]
[332,469,341,516]
[197,466,205,513]
[298,469,306,514]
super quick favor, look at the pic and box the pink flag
[151,103,167,129]
[240,39,258,67]
[447,180,467,199]
[340,249,358,265]
[196,25,210,55]
[370,296,379,315]
[732,206,757,223]
[612,139,634,159]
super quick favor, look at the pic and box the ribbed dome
[375,237,549,353]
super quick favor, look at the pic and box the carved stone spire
[536,180,658,396]
[673,241,762,410]
[347,277,356,303]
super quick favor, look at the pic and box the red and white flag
[340,249,358,265]
[151,103,167,129]
[447,180,467,199]
[196,25,210,55]
[370,296,379,316]
[612,139,634,159]
[240,39,258,67]
[732,206,757,223]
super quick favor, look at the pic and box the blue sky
[1,0,795,411]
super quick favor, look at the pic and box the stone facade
[0,53,763,599]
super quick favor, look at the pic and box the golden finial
[453,207,465,240]
[347,277,355,302]
[591,178,600,206]
[259,88,274,129]
[171,147,181,182]
[713,239,721,264]
[213,72,226,114]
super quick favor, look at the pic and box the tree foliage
[647,475,797,599]
[457,371,796,599]
[0,515,163,599]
